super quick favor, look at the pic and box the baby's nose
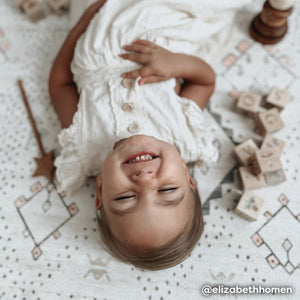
[131,170,155,183]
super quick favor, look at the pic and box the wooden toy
[250,148,284,177]
[249,0,293,45]
[255,108,284,135]
[22,0,45,22]
[239,166,267,190]
[234,139,259,166]
[16,0,28,10]
[264,168,286,185]
[269,0,294,11]
[261,134,285,156]
[47,0,70,15]
[235,92,262,116]
[266,86,291,111]
[234,191,265,221]
[18,80,55,182]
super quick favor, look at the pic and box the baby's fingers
[122,66,152,79]
[139,76,164,86]
[119,52,148,64]
[122,44,151,54]
[133,39,158,49]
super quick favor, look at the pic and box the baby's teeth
[136,156,140,161]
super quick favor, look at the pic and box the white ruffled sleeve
[54,110,86,196]
[174,93,219,164]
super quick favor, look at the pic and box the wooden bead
[255,108,284,136]
[266,86,290,111]
[234,139,259,166]
[261,2,289,26]
[261,134,285,156]
[239,166,267,190]
[47,0,70,15]
[253,15,287,38]
[269,0,294,10]
[22,0,45,22]
[234,191,265,222]
[235,92,262,116]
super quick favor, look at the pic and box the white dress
[54,0,231,195]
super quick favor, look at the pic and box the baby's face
[97,135,196,253]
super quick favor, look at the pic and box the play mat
[0,0,299,299]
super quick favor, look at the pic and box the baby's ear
[182,160,197,191]
[96,174,103,210]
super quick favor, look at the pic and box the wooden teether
[18,79,56,182]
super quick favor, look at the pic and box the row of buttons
[121,78,140,133]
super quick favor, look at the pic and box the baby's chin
[113,138,128,150]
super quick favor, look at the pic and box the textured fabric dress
[54,0,230,195]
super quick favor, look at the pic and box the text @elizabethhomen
[201,284,293,296]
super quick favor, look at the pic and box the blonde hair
[96,189,204,271]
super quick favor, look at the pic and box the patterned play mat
[0,0,299,299]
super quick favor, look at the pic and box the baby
[49,0,218,270]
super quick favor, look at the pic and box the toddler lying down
[49,0,246,270]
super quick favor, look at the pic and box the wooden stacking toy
[250,0,294,44]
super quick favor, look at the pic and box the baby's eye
[115,195,135,201]
[158,187,177,192]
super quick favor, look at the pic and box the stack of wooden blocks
[15,0,70,22]
[233,86,290,222]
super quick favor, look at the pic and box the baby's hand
[119,40,178,86]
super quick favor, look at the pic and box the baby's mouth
[124,152,159,164]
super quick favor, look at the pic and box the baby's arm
[120,40,215,109]
[49,0,106,129]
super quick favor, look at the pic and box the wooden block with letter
[236,92,262,116]
[234,191,265,222]
[266,86,290,111]
[234,139,259,166]
[250,148,286,185]
[47,0,70,15]
[255,108,284,135]
[250,148,282,175]
[239,166,267,190]
[264,169,286,185]
[15,0,28,10]
[261,134,285,156]
[22,0,45,22]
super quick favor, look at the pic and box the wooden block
[266,86,290,111]
[250,148,282,176]
[261,134,285,156]
[234,139,259,166]
[15,0,28,10]
[239,166,267,190]
[255,108,284,135]
[264,169,286,185]
[47,0,70,15]
[234,190,264,221]
[22,0,45,22]
[236,92,262,115]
